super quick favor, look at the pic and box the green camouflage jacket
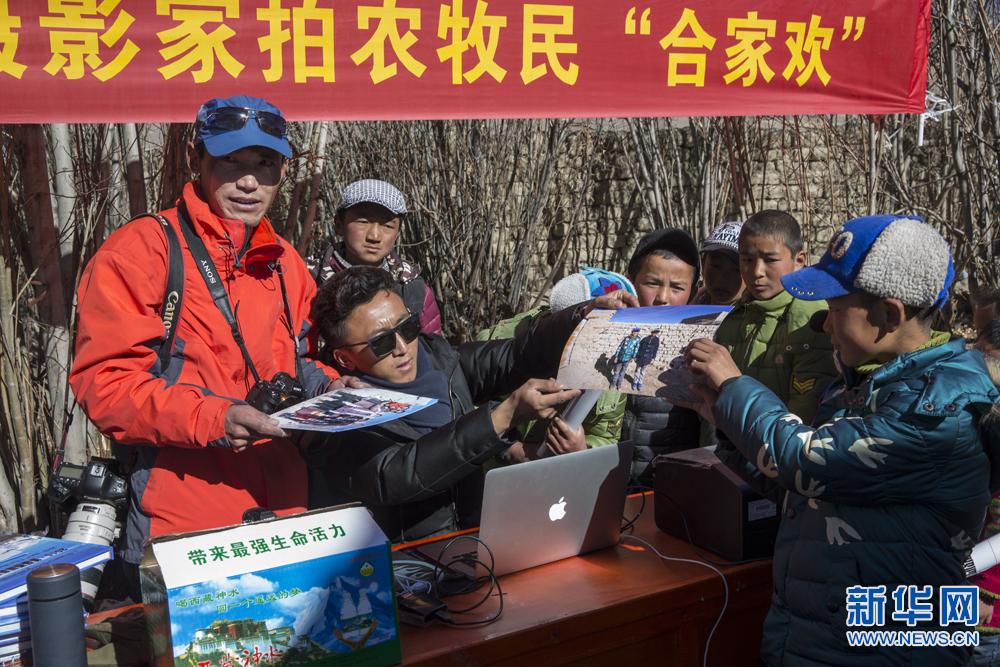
[714,290,836,424]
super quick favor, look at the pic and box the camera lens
[62,502,118,605]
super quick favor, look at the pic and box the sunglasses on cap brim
[336,313,421,360]
[200,107,288,139]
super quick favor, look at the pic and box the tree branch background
[0,1,996,533]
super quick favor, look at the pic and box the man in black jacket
[305,266,636,542]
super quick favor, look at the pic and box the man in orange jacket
[70,96,339,597]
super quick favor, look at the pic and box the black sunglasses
[336,313,420,359]
[201,107,288,139]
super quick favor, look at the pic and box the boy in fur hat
[685,215,999,667]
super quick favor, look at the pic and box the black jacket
[304,304,584,542]
[634,334,660,366]
[622,395,700,486]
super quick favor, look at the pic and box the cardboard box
[140,505,401,667]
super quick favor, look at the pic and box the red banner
[0,0,931,122]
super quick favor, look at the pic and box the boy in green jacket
[713,210,836,424]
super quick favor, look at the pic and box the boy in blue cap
[684,215,999,666]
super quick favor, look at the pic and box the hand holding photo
[684,338,743,390]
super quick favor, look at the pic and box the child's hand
[544,417,587,455]
[685,338,742,390]
[501,442,530,464]
[980,598,994,625]
[584,288,639,315]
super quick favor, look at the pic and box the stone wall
[520,116,869,305]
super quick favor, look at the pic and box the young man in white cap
[684,215,999,667]
[316,179,442,334]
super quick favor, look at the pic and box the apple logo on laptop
[548,497,567,522]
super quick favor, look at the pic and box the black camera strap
[273,262,307,382]
[176,204,264,384]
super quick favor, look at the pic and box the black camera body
[245,371,306,414]
[49,457,128,509]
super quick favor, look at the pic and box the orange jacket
[70,183,338,562]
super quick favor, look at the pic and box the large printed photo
[556,305,731,402]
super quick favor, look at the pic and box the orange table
[395,494,773,667]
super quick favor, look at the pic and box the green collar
[744,289,793,313]
[854,330,951,376]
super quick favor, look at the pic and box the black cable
[620,485,650,533]
[427,535,504,627]
[406,546,483,597]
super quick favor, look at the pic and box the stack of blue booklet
[0,534,113,665]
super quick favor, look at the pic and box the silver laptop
[476,443,634,576]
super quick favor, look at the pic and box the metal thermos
[27,563,87,667]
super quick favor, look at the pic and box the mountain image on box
[172,565,391,666]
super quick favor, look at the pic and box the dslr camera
[245,371,306,414]
[49,457,128,606]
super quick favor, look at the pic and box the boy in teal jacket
[686,215,998,667]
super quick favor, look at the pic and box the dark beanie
[626,228,701,287]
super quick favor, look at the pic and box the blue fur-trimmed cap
[782,215,954,308]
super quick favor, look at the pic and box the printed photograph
[556,305,731,400]
[167,550,396,666]
[271,388,437,433]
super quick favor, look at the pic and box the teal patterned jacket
[613,335,641,364]
[714,337,998,666]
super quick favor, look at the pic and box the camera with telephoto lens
[245,371,306,414]
[49,457,128,607]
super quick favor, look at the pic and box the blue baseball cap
[195,95,292,159]
[782,215,954,308]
